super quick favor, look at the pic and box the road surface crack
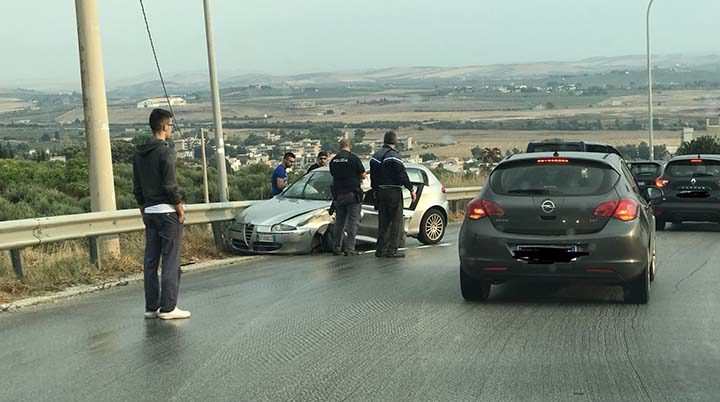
[622,306,652,402]
[673,259,709,294]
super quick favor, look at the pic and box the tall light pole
[202,0,229,202]
[647,0,655,160]
[74,0,120,258]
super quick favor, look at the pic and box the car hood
[235,197,331,226]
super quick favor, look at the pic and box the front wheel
[460,266,491,302]
[418,208,446,245]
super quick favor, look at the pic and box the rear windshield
[665,160,720,178]
[490,161,620,196]
[527,143,583,152]
[630,163,661,177]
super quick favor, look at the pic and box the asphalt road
[1,223,720,402]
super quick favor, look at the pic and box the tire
[418,208,446,245]
[649,249,657,282]
[460,266,491,302]
[623,265,650,304]
[321,225,335,253]
[655,218,666,231]
[311,234,323,254]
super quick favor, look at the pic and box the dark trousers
[143,212,183,313]
[333,198,361,252]
[376,187,404,255]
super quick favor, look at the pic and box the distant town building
[136,96,187,109]
[681,126,694,143]
[705,116,720,138]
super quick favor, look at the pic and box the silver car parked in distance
[226,163,449,254]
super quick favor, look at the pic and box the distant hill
[105,53,720,99]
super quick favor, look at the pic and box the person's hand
[411,191,417,203]
[176,204,186,224]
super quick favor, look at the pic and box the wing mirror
[646,187,663,201]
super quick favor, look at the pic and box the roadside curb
[0,255,263,313]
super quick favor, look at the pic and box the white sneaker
[144,309,159,319]
[158,307,191,320]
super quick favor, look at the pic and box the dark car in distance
[652,154,720,230]
[526,140,623,158]
[459,152,656,304]
[628,160,664,197]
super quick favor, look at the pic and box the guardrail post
[10,249,23,279]
[88,237,102,270]
[211,222,228,252]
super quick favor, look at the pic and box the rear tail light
[655,177,669,188]
[593,199,638,221]
[691,159,703,163]
[466,199,505,220]
[593,200,619,217]
[441,186,446,194]
[614,199,639,221]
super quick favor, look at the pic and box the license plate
[516,245,578,253]
[257,234,274,243]
[637,181,646,185]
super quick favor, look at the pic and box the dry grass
[0,225,227,304]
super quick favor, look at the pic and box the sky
[0,0,719,88]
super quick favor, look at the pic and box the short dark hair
[284,152,296,160]
[149,108,173,133]
[317,151,328,158]
[383,130,397,145]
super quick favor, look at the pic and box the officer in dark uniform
[370,131,415,258]
[329,138,367,256]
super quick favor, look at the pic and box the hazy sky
[1,0,718,88]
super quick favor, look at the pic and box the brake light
[691,159,703,163]
[614,199,639,221]
[593,199,638,221]
[655,177,669,188]
[466,199,504,220]
[537,158,569,164]
[441,186,446,194]
[593,200,618,217]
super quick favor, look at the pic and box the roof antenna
[553,150,560,157]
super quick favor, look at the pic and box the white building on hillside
[137,96,187,109]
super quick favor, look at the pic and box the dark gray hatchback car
[459,152,656,304]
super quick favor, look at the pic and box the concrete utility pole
[202,0,229,202]
[74,0,119,257]
[646,0,655,160]
[200,129,210,204]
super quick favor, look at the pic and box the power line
[138,0,187,139]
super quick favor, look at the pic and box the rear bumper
[458,218,649,284]
[654,200,720,223]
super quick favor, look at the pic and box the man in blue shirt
[271,152,296,196]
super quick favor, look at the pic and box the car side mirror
[647,187,662,201]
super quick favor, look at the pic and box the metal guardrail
[445,186,482,201]
[0,187,483,279]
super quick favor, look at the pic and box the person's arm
[276,177,287,191]
[160,149,185,223]
[395,157,416,202]
[132,156,145,213]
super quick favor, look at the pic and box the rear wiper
[508,189,551,195]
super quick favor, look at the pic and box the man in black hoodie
[133,108,190,320]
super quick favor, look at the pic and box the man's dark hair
[383,130,398,145]
[317,151,328,158]
[149,108,173,133]
[284,152,296,160]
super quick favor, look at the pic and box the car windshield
[630,163,661,177]
[281,171,333,200]
[665,160,720,178]
[490,161,619,196]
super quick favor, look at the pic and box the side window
[620,163,640,195]
[407,168,427,185]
